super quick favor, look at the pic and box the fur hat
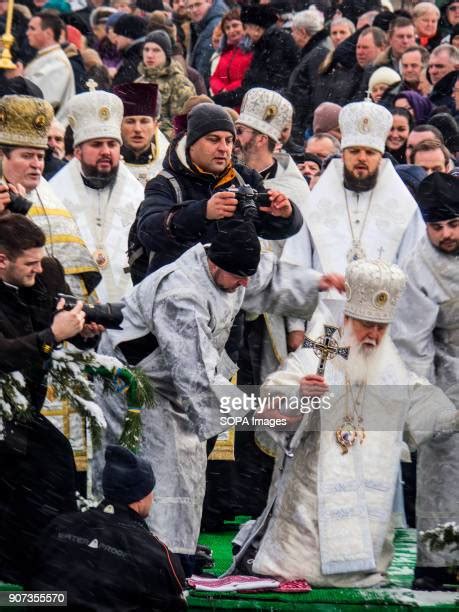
[113,14,147,40]
[240,5,277,29]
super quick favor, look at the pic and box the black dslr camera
[229,184,270,220]
[55,294,124,330]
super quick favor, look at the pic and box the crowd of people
[0,0,458,609]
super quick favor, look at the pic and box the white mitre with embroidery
[237,88,293,143]
[344,259,406,323]
[339,101,392,153]
[65,80,123,146]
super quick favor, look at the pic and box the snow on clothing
[136,60,196,141]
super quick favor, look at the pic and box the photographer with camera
[133,102,303,279]
[0,214,102,586]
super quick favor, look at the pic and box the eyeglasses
[447,4,459,10]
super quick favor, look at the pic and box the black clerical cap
[208,219,260,277]
[416,172,459,222]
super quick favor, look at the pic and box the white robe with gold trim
[50,159,144,302]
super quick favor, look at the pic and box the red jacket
[210,45,253,95]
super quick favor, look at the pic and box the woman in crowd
[413,2,442,51]
[386,108,413,164]
[136,30,196,140]
[209,8,254,98]
[368,66,401,103]
[393,90,435,124]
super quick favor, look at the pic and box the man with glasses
[186,0,228,85]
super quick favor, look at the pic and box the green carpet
[189,526,458,611]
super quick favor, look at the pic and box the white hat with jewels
[344,259,406,323]
[339,101,392,154]
[237,88,293,143]
[66,79,123,146]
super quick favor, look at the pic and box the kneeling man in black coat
[29,445,187,612]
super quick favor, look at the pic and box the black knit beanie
[103,445,155,504]
[208,219,261,277]
[186,103,236,148]
[144,30,172,59]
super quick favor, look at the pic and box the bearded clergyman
[279,101,425,305]
[228,259,457,588]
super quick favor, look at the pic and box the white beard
[335,324,391,385]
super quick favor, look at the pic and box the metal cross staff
[283,325,350,458]
[303,324,350,376]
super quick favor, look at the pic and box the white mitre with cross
[344,258,406,323]
[339,100,392,153]
[65,79,123,146]
[237,87,293,143]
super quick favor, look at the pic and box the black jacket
[113,39,145,87]
[0,258,82,586]
[136,137,303,273]
[212,26,298,108]
[287,30,330,143]
[429,70,458,113]
[29,501,187,612]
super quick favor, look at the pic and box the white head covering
[344,259,406,323]
[339,101,392,154]
[237,88,293,143]
[66,81,123,146]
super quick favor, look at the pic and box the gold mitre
[0,95,54,149]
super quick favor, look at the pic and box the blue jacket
[189,0,228,84]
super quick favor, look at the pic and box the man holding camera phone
[0,214,102,586]
[133,102,303,279]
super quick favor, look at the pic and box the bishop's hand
[318,273,345,293]
[299,374,329,398]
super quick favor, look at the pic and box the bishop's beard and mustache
[334,323,391,385]
[80,160,119,190]
[343,166,379,193]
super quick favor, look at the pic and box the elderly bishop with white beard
[230,259,458,588]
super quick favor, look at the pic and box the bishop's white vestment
[280,159,425,302]
[50,159,144,302]
[229,312,457,587]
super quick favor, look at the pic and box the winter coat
[306,31,371,124]
[287,29,331,143]
[29,501,187,611]
[113,39,145,86]
[189,0,228,84]
[429,70,458,113]
[0,258,81,586]
[213,25,298,108]
[136,136,303,273]
[209,44,253,95]
[136,60,196,141]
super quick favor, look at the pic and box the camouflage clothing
[136,60,196,140]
